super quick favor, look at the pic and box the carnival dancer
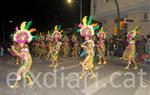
[9,21,34,88]
[38,33,46,59]
[96,27,107,64]
[62,35,69,58]
[72,34,80,58]
[76,16,99,79]
[49,25,62,68]
[123,27,138,69]
[34,40,40,57]
[30,34,38,56]
[46,31,53,61]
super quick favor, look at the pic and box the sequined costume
[97,27,107,64]
[49,25,63,68]
[76,16,100,79]
[123,27,138,69]
[9,21,35,88]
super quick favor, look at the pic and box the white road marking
[81,71,123,95]
[64,66,103,80]
[134,82,150,95]
[64,73,79,81]
[57,64,80,72]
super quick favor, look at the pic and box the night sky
[0,0,90,45]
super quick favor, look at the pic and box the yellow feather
[54,25,58,31]
[20,21,27,30]
[47,30,50,35]
[100,27,104,32]
[82,16,87,27]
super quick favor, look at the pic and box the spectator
[0,46,4,56]
[146,37,150,57]
[107,38,114,58]
[136,35,146,57]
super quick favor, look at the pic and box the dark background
[0,0,90,45]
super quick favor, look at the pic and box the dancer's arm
[81,44,87,49]
[11,45,20,56]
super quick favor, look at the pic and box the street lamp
[67,0,72,3]
[9,20,13,23]
[67,0,82,22]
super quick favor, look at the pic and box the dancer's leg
[86,65,96,79]
[26,76,33,86]
[124,61,131,69]
[132,58,138,69]
[80,64,86,79]
[10,66,26,88]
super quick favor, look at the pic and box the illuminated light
[67,0,72,3]
[9,20,13,23]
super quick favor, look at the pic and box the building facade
[91,0,150,36]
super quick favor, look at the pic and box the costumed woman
[46,31,53,61]
[96,27,107,64]
[49,25,62,68]
[76,16,99,79]
[62,35,69,58]
[123,27,138,69]
[72,34,80,58]
[9,21,34,88]
[38,33,46,59]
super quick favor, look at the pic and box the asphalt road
[0,55,150,95]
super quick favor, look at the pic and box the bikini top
[21,48,29,52]
[129,40,135,44]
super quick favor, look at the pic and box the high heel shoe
[90,74,96,79]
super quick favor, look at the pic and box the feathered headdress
[13,21,35,43]
[46,30,53,42]
[37,32,45,42]
[52,25,63,40]
[127,26,139,40]
[76,16,100,38]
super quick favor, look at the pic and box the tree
[106,0,120,37]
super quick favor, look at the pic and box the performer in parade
[49,25,63,68]
[123,27,138,69]
[62,35,69,58]
[76,16,99,79]
[96,27,107,64]
[38,33,46,59]
[72,34,80,58]
[9,21,35,88]
[46,31,54,61]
